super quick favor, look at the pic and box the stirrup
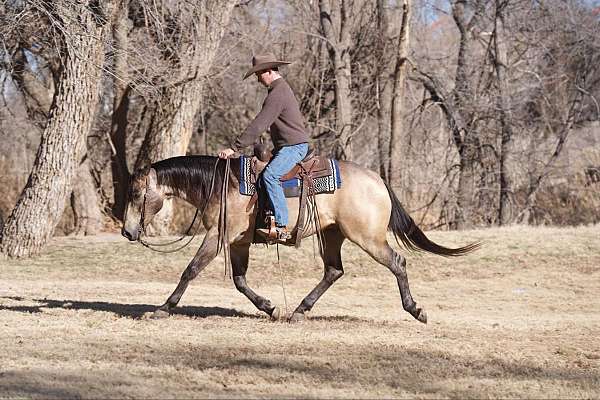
[256,226,292,243]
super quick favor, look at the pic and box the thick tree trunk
[319,0,354,160]
[0,1,112,258]
[135,82,203,169]
[450,0,484,230]
[110,0,131,221]
[71,158,103,235]
[134,0,236,235]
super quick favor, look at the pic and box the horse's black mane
[149,155,240,201]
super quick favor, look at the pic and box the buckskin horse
[121,155,479,323]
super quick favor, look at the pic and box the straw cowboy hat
[243,53,291,80]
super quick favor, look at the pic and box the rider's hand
[218,148,235,159]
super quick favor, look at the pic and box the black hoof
[415,308,427,324]
[406,304,427,324]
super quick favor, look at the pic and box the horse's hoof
[416,308,427,324]
[270,306,285,321]
[288,312,305,323]
[150,309,170,319]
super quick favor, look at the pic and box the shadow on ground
[0,296,257,319]
[1,338,597,399]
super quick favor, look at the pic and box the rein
[137,159,221,253]
[217,158,232,278]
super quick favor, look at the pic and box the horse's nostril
[122,228,132,240]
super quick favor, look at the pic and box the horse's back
[311,161,392,239]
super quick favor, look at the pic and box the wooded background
[1,0,599,258]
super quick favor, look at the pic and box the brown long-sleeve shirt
[232,78,309,151]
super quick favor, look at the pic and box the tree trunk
[388,0,412,195]
[376,77,391,181]
[0,1,113,258]
[71,158,104,235]
[134,0,236,235]
[135,83,203,169]
[450,0,484,230]
[494,3,514,225]
[375,0,395,182]
[110,0,131,221]
[453,136,479,229]
[319,0,354,160]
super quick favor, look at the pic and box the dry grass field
[1,225,599,399]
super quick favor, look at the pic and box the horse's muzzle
[121,227,138,241]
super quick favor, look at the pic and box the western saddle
[248,143,332,246]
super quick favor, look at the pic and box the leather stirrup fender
[246,193,258,212]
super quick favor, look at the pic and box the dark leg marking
[387,251,427,323]
[154,229,219,316]
[231,243,277,317]
[359,241,426,324]
[290,227,345,322]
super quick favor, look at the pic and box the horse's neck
[153,155,228,211]
[157,183,200,208]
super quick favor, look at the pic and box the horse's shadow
[0,296,258,320]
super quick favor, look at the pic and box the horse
[121,155,479,323]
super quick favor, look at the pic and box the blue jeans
[262,143,309,227]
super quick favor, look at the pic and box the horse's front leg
[231,242,279,319]
[152,228,219,318]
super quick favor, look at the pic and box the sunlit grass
[0,225,599,398]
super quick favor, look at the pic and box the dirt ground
[1,225,599,399]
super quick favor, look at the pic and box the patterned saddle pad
[239,155,342,198]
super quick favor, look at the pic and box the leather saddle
[248,143,332,247]
[250,143,332,183]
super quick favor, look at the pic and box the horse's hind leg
[153,228,219,318]
[230,243,278,318]
[389,249,427,323]
[289,226,345,322]
[356,238,427,324]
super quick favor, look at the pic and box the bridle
[137,158,230,260]
[135,159,222,253]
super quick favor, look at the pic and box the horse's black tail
[384,182,481,257]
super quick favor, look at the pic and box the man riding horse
[121,54,480,323]
[218,53,309,243]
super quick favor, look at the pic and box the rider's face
[256,70,270,87]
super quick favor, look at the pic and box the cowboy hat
[243,53,291,80]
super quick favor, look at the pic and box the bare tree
[0,0,116,258]
[493,0,514,225]
[375,0,397,181]
[318,0,355,159]
[132,0,236,234]
[388,0,412,192]
[1,0,598,240]
[514,0,599,223]
[412,0,488,229]
[109,0,131,221]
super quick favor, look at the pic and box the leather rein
[136,159,225,254]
